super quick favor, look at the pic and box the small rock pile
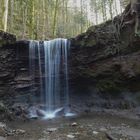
[0,122,25,137]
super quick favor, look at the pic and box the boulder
[0,30,16,47]
[0,122,7,137]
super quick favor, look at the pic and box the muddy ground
[0,110,140,140]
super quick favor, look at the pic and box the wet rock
[67,134,75,139]
[27,106,38,119]
[47,128,58,133]
[0,122,25,137]
[0,123,6,128]
[15,84,32,90]
[55,107,65,116]
[11,105,28,121]
[36,109,46,117]
[71,122,78,127]
[14,129,26,135]
[0,102,14,121]
[0,73,10,79]
[0,122,7,136]
[99,127,107,132]
[93,131,99,135]
[0,102,6,112]
[14,76,31,82]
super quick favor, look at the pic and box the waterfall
[29,38,72,119]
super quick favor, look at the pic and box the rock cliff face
[0,11,140,110]
[0,31,16,98]
[0,31,31,102]
[69,18,140,107]
[70,19,140,89]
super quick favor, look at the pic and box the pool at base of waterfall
[28,106,76,120]
[44,108,76,119]
[44,110,76,119]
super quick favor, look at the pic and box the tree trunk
[4,0,9,32]
[52,0,59,37]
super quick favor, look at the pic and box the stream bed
[2,112,140,140]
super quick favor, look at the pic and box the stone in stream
[36,109,46,117]
[0,122,7,137]
[27,106,46,119]
[0,102,14,121]
[27,106,38,119]
[71,122,78,127]
[0,102,6,111]
[99,127,107,132]
[0,122,25,137]
[55,107,65,117]
[67,134,75,139]
[47,128,58,133]
[93,131,99,135]
[14,129,26,135]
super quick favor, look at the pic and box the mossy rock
[0,40,6,47]
[0,102,14,121]
[0,102,7,113]
[96,79,122,94]
[86,39,97,47]
[81,68,96,78]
